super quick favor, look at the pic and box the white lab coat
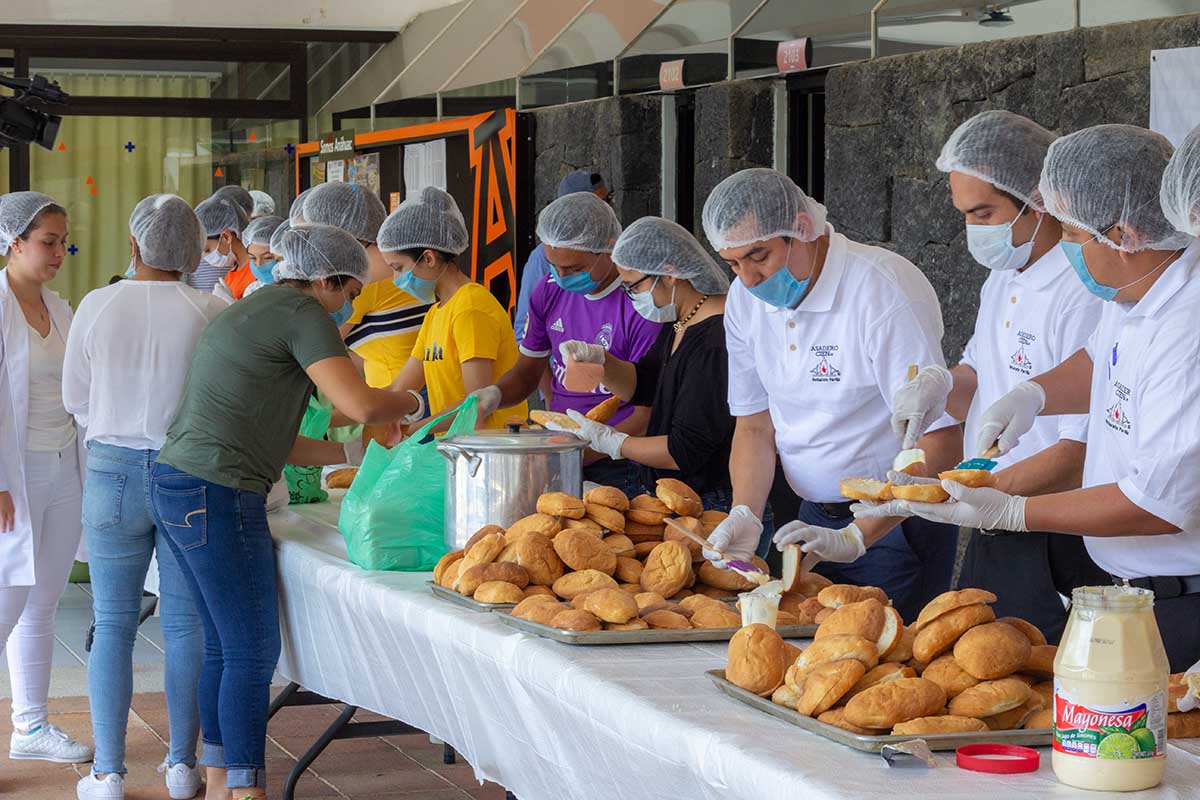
[0,269,88,588]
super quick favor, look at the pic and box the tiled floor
[0,584,507,799]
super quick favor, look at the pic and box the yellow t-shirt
[344,280,432,388]
[413,282,528,429]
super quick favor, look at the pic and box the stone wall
[529,94,663,224]
[824,13,1200,361]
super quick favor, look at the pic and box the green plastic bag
[285,396,332,505]
[338,396,478,571]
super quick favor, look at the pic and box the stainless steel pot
[437,427,587,550]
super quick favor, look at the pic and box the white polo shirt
[960,245,1101,468]
[726,225,957,503]
[1081,239,1200,578]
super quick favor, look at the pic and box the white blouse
[25,318,76,452]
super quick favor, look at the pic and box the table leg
[443,742,456,764]
[284,704,357,800]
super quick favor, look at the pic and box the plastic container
[1052,585,1169,792]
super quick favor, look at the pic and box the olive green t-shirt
[158,284,348,494]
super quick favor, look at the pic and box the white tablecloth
[270,501,1200,800]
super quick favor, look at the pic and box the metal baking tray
[498,611,817,644]
[427,581,517,612]
[707,670,1052,753]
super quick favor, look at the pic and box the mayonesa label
[1054,683,1165,760]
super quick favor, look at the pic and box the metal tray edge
[427,581,516,612]
[498,611,816,644]
[706,669,1052,753]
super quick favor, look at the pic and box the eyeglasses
[620,275,655,298]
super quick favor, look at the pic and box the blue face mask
[1060,240,1118,302]
[551,264,600,295]
[250,260,277,284]
[330,298,353,326]
[124,259,136,278]
[394,267,437,303]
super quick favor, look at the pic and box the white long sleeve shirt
[63,279,227,450]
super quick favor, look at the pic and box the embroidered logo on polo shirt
[1105,380,1132,435]
[595,322,614,350]
[1009,331,1036,376]
[550,318,564,333]
[809,344,841,382]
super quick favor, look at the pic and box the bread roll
[797,659,867,717]
[839,478,893,502]
[888,625,916,664]
[771,683,802,710]
[634,591,666,610]
[550,608,602,631]
[698,509,729,536]
[537,492,586,519]
[790,597,826,626]
[553,529,617,575]
[523,585,555,600]
[948,677,1031,718]
[643,609,692,630]
[512,597,565,626]
[889,483,949,503]
[937,469,995,488]
[606,618,649,631]
[792,634,880,682]
[996,616,1047,647]
[689,602,742,629]
[433,551,464,586]
[325,467,357,489]
[1025,707,1054,730]
[817,708,888,736]
[580,588,639,624]
[602,533,636,559]
[440,560,464,590]
[1022,644,1057,678]
[892,715,988,735]
[629,493,671,514]
[914,587,998,631]
[655,478,703,517]
[694,585,737,600]
[513,532,566,586]
[473,581,525,604]
[530,409,577,430]
[843,678,947,729]
[1168,711,1200,739]
[458,562,530,597]
[912,603,996,663]
[814,607,834,624]
[876,607,904,657]
[507,513,562,541]
[698,560,757,592]
[462,532,507,570]
[727,624,788,696]
[586,503,627,534]
[561,517,604,536]
[614,556,644,584]
[639,541,693,597]
[844,662,917,702]
[954,621,1032,680]
[584,485,629,512]
[817,584,889,609]
[624,520,666,542]
[585,395,622,423]
[983,695,1043,731]
[815,598,886,642]
[921,654,980,699]
[552,569,618,599]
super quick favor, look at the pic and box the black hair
[18,203,68,241]
[398,246,456,264]
[995,188,1029,213]
[108,274,125,284]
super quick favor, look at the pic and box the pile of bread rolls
[432,479,781,631]
[728,586,1065,736]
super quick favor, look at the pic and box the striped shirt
[344,280,432,387]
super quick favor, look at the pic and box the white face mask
[630,277,677,323]
[965,209,1043,272]
[201,246,236,269]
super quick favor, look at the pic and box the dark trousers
[797,501,958,625]
[584,458,646,502]
[960,530,1108,645]
[1153,593,1200,673]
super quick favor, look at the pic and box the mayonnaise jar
[1053,585,1169,791]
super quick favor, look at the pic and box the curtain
[27,73,213,306]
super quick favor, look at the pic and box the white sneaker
[9,722,93,763]
[76,772,124,799]
[159,759,203,800]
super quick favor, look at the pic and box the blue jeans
[694,486,776,559]
[584,458,646,501]
[83,443,202,776]
[797,501,957,624]
[149,463,280,791]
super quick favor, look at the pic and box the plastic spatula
[955,444,1002,472]
[892,365,927,473]
[662,517,770,585]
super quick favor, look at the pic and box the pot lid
[437,427,588,454]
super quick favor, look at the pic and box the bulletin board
[294,109,519,314]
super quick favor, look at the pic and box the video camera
[0,74,68,150]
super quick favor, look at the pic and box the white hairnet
[1039,124,1192,253]
[129,194,205,274]
[702,168,828,250]
[377,186,469,255]
[213,185,254,216]
[536,192,622,254]
[249,189,276,217]
[269,218,292,255]
[289,188,312,224]
[1160,125,1200,237]
[936,110,1056,212]
[271,222,369,284]
[0,191,58,255]
[195,196,249,238]
[302,182,387,243]
[242,215,285,248]
[612,216,730,295]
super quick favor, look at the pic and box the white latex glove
[773,521,866,563]
[468,385,502,421]
[342,438,366,467]
[891,365,953,449]
[1178,667,1200,712]
[850,470,939,519]
[559,340,606,365]
[879,480,1028,531]
[703,505,762,568]
[546,409,628,460]
[976,381,1046,456]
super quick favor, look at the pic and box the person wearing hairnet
[212,185,254,219]
[473,192,660,497]
[544,217,775,545]
[0,192,93,765]
[64,194,223,800]
[879,111,1106,642]
[860,124,1200,670]
[288,187,312,225]
[190,195,249,295]
[149,224,422,797]
[305,182,431,388]
[248,189,275,220]
[701,168,963,623]
[212,215,285,304]
[376,187,526,429]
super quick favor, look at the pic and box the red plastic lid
[955,743,1041,774]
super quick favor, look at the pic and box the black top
[632,315,734,496]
